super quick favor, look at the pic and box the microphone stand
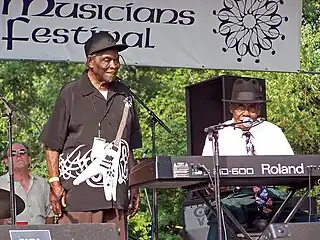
[207,128,222,240]
[126,87,171,240]
[204,119,263,240]
[0,95,17,225]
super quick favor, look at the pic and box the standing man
[202,79,294,240]
[39,31,142,240]
[0,142,54,225]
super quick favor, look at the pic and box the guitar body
[103,139,129,201]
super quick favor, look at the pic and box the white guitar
[73,97,132,201]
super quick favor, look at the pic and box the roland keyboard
[129,155,320,189]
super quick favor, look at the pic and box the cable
[144,188,152,216]
[137,151,153,216]
[198,164,228,239]
[119,54,128,66]
[137,151,153,240]
[197,164,214,190]
[299,71,320,75]
[307,165,313,222]
[221,206,228,240]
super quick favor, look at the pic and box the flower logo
[213,0,288,63]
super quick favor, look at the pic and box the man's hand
[49,182,66,217]
[0,218,11,225]
[45,217,55,224]
[127,188,140,218]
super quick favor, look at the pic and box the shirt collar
[79,71,95,96]
[79,71,128,98]
[3,172,37,182]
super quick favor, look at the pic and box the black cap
[84,31,128,56]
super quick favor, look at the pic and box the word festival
[1,0,195,50]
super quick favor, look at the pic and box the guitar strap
[113,96,132,147]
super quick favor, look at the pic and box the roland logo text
[261,163,304,175]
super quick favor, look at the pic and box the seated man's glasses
[12,149,28,157]
[234,104,260,113]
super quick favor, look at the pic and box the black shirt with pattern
[40,72,142,212]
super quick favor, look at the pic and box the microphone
[242,117,265,128]
[0,94,42,132]
[242,117,253,128]
[204,117,266,133]
[0,95,20,120]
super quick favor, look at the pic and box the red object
[16,221,28,225]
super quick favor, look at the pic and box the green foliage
[302,0,320,29]
[0,62,83,176]
[0,21,319,240]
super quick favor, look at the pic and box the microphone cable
[119,54,127,66]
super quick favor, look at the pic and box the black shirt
[39,72,142,211]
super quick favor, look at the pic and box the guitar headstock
[124,96,133,108]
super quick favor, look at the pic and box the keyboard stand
[269,187,310,224]
[268,188,296,224]
[195,186,311,240]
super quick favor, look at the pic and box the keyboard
[129,155,320,188]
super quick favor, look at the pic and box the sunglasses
[11,149,28,157]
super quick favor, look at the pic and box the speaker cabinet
[0,223,119,240]
[182,203,209,240]
[185,75,267,156]
[260,222,320,240]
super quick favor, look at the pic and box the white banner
[0,0,302,72]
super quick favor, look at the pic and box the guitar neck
[114,104,130,146]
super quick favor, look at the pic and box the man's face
[229,103,261,129]
[4,143,31,171]
[87,48,120,83]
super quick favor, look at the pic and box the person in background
[202,79,294,240]
[0,142,54,225]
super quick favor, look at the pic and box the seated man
[0,142,54,224]
[202,79,294,240]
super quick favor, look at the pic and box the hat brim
[222,99,271,103]
[102,43,128,53]
[114,44,129,52]
[89,44,129,55]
